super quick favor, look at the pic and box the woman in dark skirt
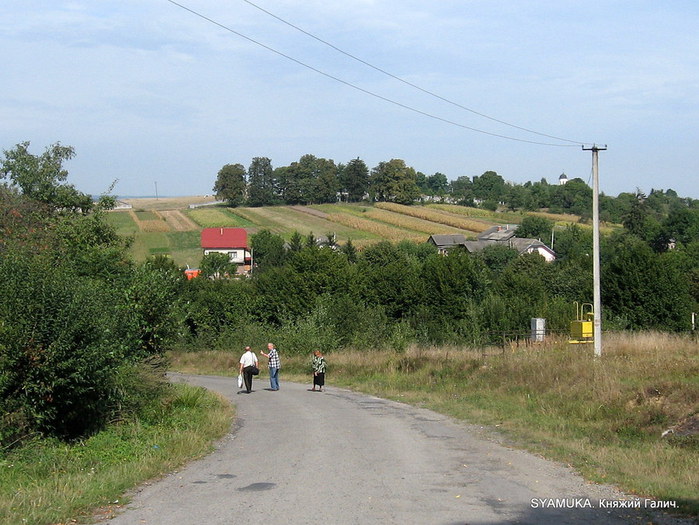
[311,350,326,392]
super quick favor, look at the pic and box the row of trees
[213,154,699,225]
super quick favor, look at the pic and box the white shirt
[240,351,258,368]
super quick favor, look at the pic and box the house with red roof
[200,227,252,273]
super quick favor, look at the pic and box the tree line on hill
[1,141,698,448]
[213,153,699,227]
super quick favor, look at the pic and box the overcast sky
[2,1,698,198]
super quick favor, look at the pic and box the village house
[200,227,252,273]
[427,224,556,262]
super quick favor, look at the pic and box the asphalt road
[99,373,687,525]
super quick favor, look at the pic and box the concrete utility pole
[583,144,607,357]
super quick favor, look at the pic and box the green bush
[0,250,133,442]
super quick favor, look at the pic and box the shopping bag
[237,374,243,388]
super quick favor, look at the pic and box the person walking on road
[311,350,326,392]
[261,342,281,391]
[239,346,259,393]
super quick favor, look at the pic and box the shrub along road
[99,374,689,525]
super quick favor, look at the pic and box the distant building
[114,200,133,209]
[427,224,556,262]
[559,172,569,185]
[200,227,251,273]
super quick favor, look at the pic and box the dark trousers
[243,366,255,392]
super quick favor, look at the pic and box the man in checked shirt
[261,342,281,391]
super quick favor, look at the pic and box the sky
[2,1,698,199]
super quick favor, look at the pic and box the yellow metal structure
[569,302,594,344]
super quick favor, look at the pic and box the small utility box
[530,318,546,342]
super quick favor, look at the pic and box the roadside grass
[168,332,699,518]
[0,383,232,525]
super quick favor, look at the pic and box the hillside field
[108,197,589,268]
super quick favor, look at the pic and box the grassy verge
[168,332,698,519]
[0,383,233,525]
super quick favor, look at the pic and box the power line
[241,0,588,146]
[165,0,582,147]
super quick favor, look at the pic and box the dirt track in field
[160,210,198,231]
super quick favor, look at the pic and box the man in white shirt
[239,346,259,393]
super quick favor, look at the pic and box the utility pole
[154,181,159,200]
[583,144,607,357]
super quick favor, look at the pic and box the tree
[213,163,246,206]
[288,231,304,253]
[426,172,448,196]
[550,178,592,216]
[341,238,358,263]
[250,229,286,271]
[603,234,693,331]
[449,176,474,205]
[1,141,93,213]
[369,159,420,205]
[247,157,275,207]
[422,250,490,321]
[200,252,235,279]
[339,158,369,202]
[472,171,505,202]
[504,184,528,211]
[296,154,338,204]
[516,215,554,241]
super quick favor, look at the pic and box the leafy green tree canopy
[516,215,554,241]
[213,163,246,206]
[370,159,420,205]
[1,141,93,213]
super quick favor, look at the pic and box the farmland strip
[374,203,488,233]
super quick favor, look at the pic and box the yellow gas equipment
[569,302,594,344]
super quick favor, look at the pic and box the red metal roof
[201,228,248,249]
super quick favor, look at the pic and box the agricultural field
[106,197,580,268]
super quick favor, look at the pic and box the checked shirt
[268,348,281,369]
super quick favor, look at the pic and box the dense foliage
[0,143,181,446]
[176,222,698,355]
